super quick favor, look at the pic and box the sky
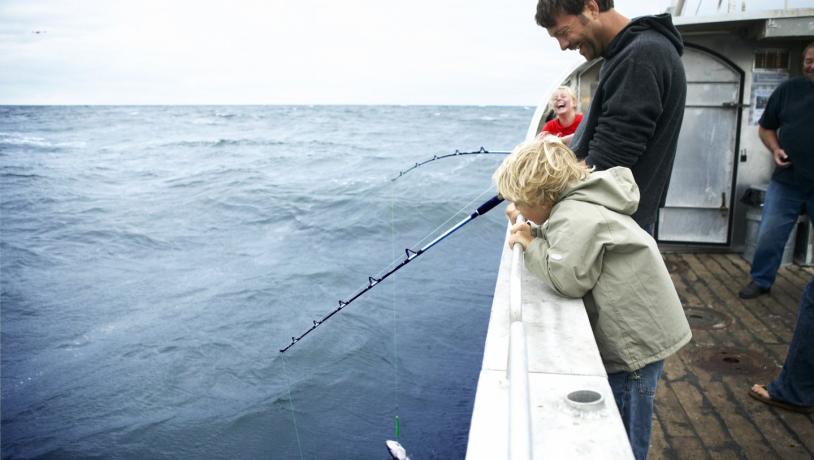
[0,0,721,105]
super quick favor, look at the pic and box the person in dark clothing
[534,1,687,459]
[738,42,814,300]
[535,0,687,232]
[749,275,814,414]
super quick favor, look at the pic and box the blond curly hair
[493,135,589,206]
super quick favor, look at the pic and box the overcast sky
[0,0,698,105]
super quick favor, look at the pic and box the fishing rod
[279,194,505,353]
[390,147,510,181]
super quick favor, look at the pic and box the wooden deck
[653,253,814,460]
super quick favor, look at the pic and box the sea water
[0,105,532,459]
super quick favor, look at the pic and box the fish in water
[386,440,410,460]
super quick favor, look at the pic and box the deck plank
[652,253,814,460]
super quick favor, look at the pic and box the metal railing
[466,215,635,459]
[508,215,532,460]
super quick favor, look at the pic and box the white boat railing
[508,215,532,460]
[509,215,526,323]
[466,220,635,459]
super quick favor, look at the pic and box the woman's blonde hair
[493,135,589,206]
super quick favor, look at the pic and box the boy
[493,136,691,460]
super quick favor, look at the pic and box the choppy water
[0,105,531,459]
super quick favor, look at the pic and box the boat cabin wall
[531,30,811,251]
[680,33,812,250]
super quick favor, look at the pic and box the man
[535,0,686,232]
[749,276,814,414]
[738,42,814,300]
[533,2,687,459]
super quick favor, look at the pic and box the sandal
[749,384,814,414]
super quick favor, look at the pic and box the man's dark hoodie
[570,14,686,228]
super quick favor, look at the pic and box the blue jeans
[768,276,814,407]
[608,360,664,460]
[750,180,814,289]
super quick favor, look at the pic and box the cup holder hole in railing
[565,389,604,409]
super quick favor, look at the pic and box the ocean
[0,105,532,459]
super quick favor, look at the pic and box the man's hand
[773,148,791,168]
[759,126,790,168]
[508,221,533,250]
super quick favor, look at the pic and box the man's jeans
[751,180,814,289]
[608,360,664,460]
[768,276,814,407]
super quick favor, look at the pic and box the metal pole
[508,213,532,460]
[510,215,526,323]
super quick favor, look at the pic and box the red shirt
[542,113,583,137]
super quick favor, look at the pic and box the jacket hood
[604,13,684,59]
[559,167,639,215]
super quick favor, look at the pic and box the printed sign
[750,70,789,124]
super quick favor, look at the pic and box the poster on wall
[750,70,789,124]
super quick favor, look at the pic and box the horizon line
[0,102,538,108]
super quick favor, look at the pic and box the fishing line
[389,147,510,182]
[376,186,498,278]
[373,186,499,288]
[280,355,305,460]
[390,166,400,441]
[277,147,509,452]
[278,189,504,353]
[383,183,495,442]
[408,186,498,251]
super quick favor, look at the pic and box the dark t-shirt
[759,76,814,188]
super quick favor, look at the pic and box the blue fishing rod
[279,194,504,353]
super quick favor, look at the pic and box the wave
[71,228,176,252]
[0,105,527,460]
[0,132,51,147]
[163,166,273,191]
[0,242,53,269]
[159,137,376,153]
[158,138,286,149]
[0,132,86,150]
[0,172,45,180]
[188,111,241,125]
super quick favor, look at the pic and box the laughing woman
[541,85,583,146]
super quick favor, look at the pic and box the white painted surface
[467,225,634,459]
[509,322,532,460]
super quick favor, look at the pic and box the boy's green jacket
[525,166,691,373]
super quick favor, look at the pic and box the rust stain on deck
[690,347,775,377]
[683,306,733,330]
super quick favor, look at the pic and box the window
[754,49,789,70]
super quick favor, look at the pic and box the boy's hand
[509,221,532,250]
[505,202,521,224]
